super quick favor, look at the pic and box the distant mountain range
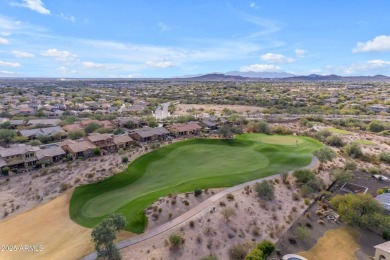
[174,72,390,82]
[226,71,295,78]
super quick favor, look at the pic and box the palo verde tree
[91,213,127,260]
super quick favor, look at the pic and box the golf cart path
[81,156,319,260]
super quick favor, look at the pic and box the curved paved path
[81,156,319,260]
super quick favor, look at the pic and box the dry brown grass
[0,189,133,260]
[298,227,360,260]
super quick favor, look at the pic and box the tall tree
[91,213,127,260]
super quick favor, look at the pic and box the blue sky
[1,0,390,78]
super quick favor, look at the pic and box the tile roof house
[60,140,97,158]
[113,134,134,149]
[27,119,61,127]
[85,133,116,152]
[129,127,169,142]
[167,122,202,136]
[62,123,84,132]
[0,144,39,170]
[18,126,65,139]
[36,145,66,164]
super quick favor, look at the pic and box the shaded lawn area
[70,134,322,233]
[298,227,360,260]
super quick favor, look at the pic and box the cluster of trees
[293,169,324,197]
[331,193,390,235]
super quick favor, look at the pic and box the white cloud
[295,49,306,57]
[12,50,35,58]
[41,48,78,62]
[0,61,21,67]
[59,13,76,23]
[10,0,51,15]
[249,2,259,9]
[157,22,170,32]
[240,64,280,72]
[260,53,294,63]
[145,60,174,68]
[82,61,112,70]
[353,35,390,53]
[0,37,9,45]
[343,59,390,75]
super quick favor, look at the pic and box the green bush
[93,148,101,156]
[344,143,363,158]
[383,230,390,241]
[194,188,202,196]
[122,156,129,163]
[169,233,184,248]
[325,135,345,147]
[256,240,275,257]
[314,147,336,162]
[368,120,386,133]
[293,169,315,184]
[380,152,390,164]
[331,169,354,184]
[255,180,275,200]
[245,248,264,260]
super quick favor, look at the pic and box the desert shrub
[271,125,292,135]
[295,226,311,242]
[368,120,386,133]
[344,160,358,171]
[292,193,300,201]
[229,243,248,260]
[344,143,363,158]
[293,169,315,184]
[255,180,275,200]
[314,147,336,162]
[325,135,345,147]
[245,248,264,260]
[169,234,184,248]
[379,152,390,165]
[331,169,354,184]
[149,142,161,150]
[189,221,195,228]
[221,208,236,221]
[369,167,380,175]
[227,193,235,201]
[59,182,70,192]
[194,188,202,196]
[304,198,310,205]
[122,156,129,163]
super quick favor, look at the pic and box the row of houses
[0,121,204,173]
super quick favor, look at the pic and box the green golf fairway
[70,134,322,233]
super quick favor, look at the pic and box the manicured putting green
[70,134,322,233]
[326,127,353,135]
